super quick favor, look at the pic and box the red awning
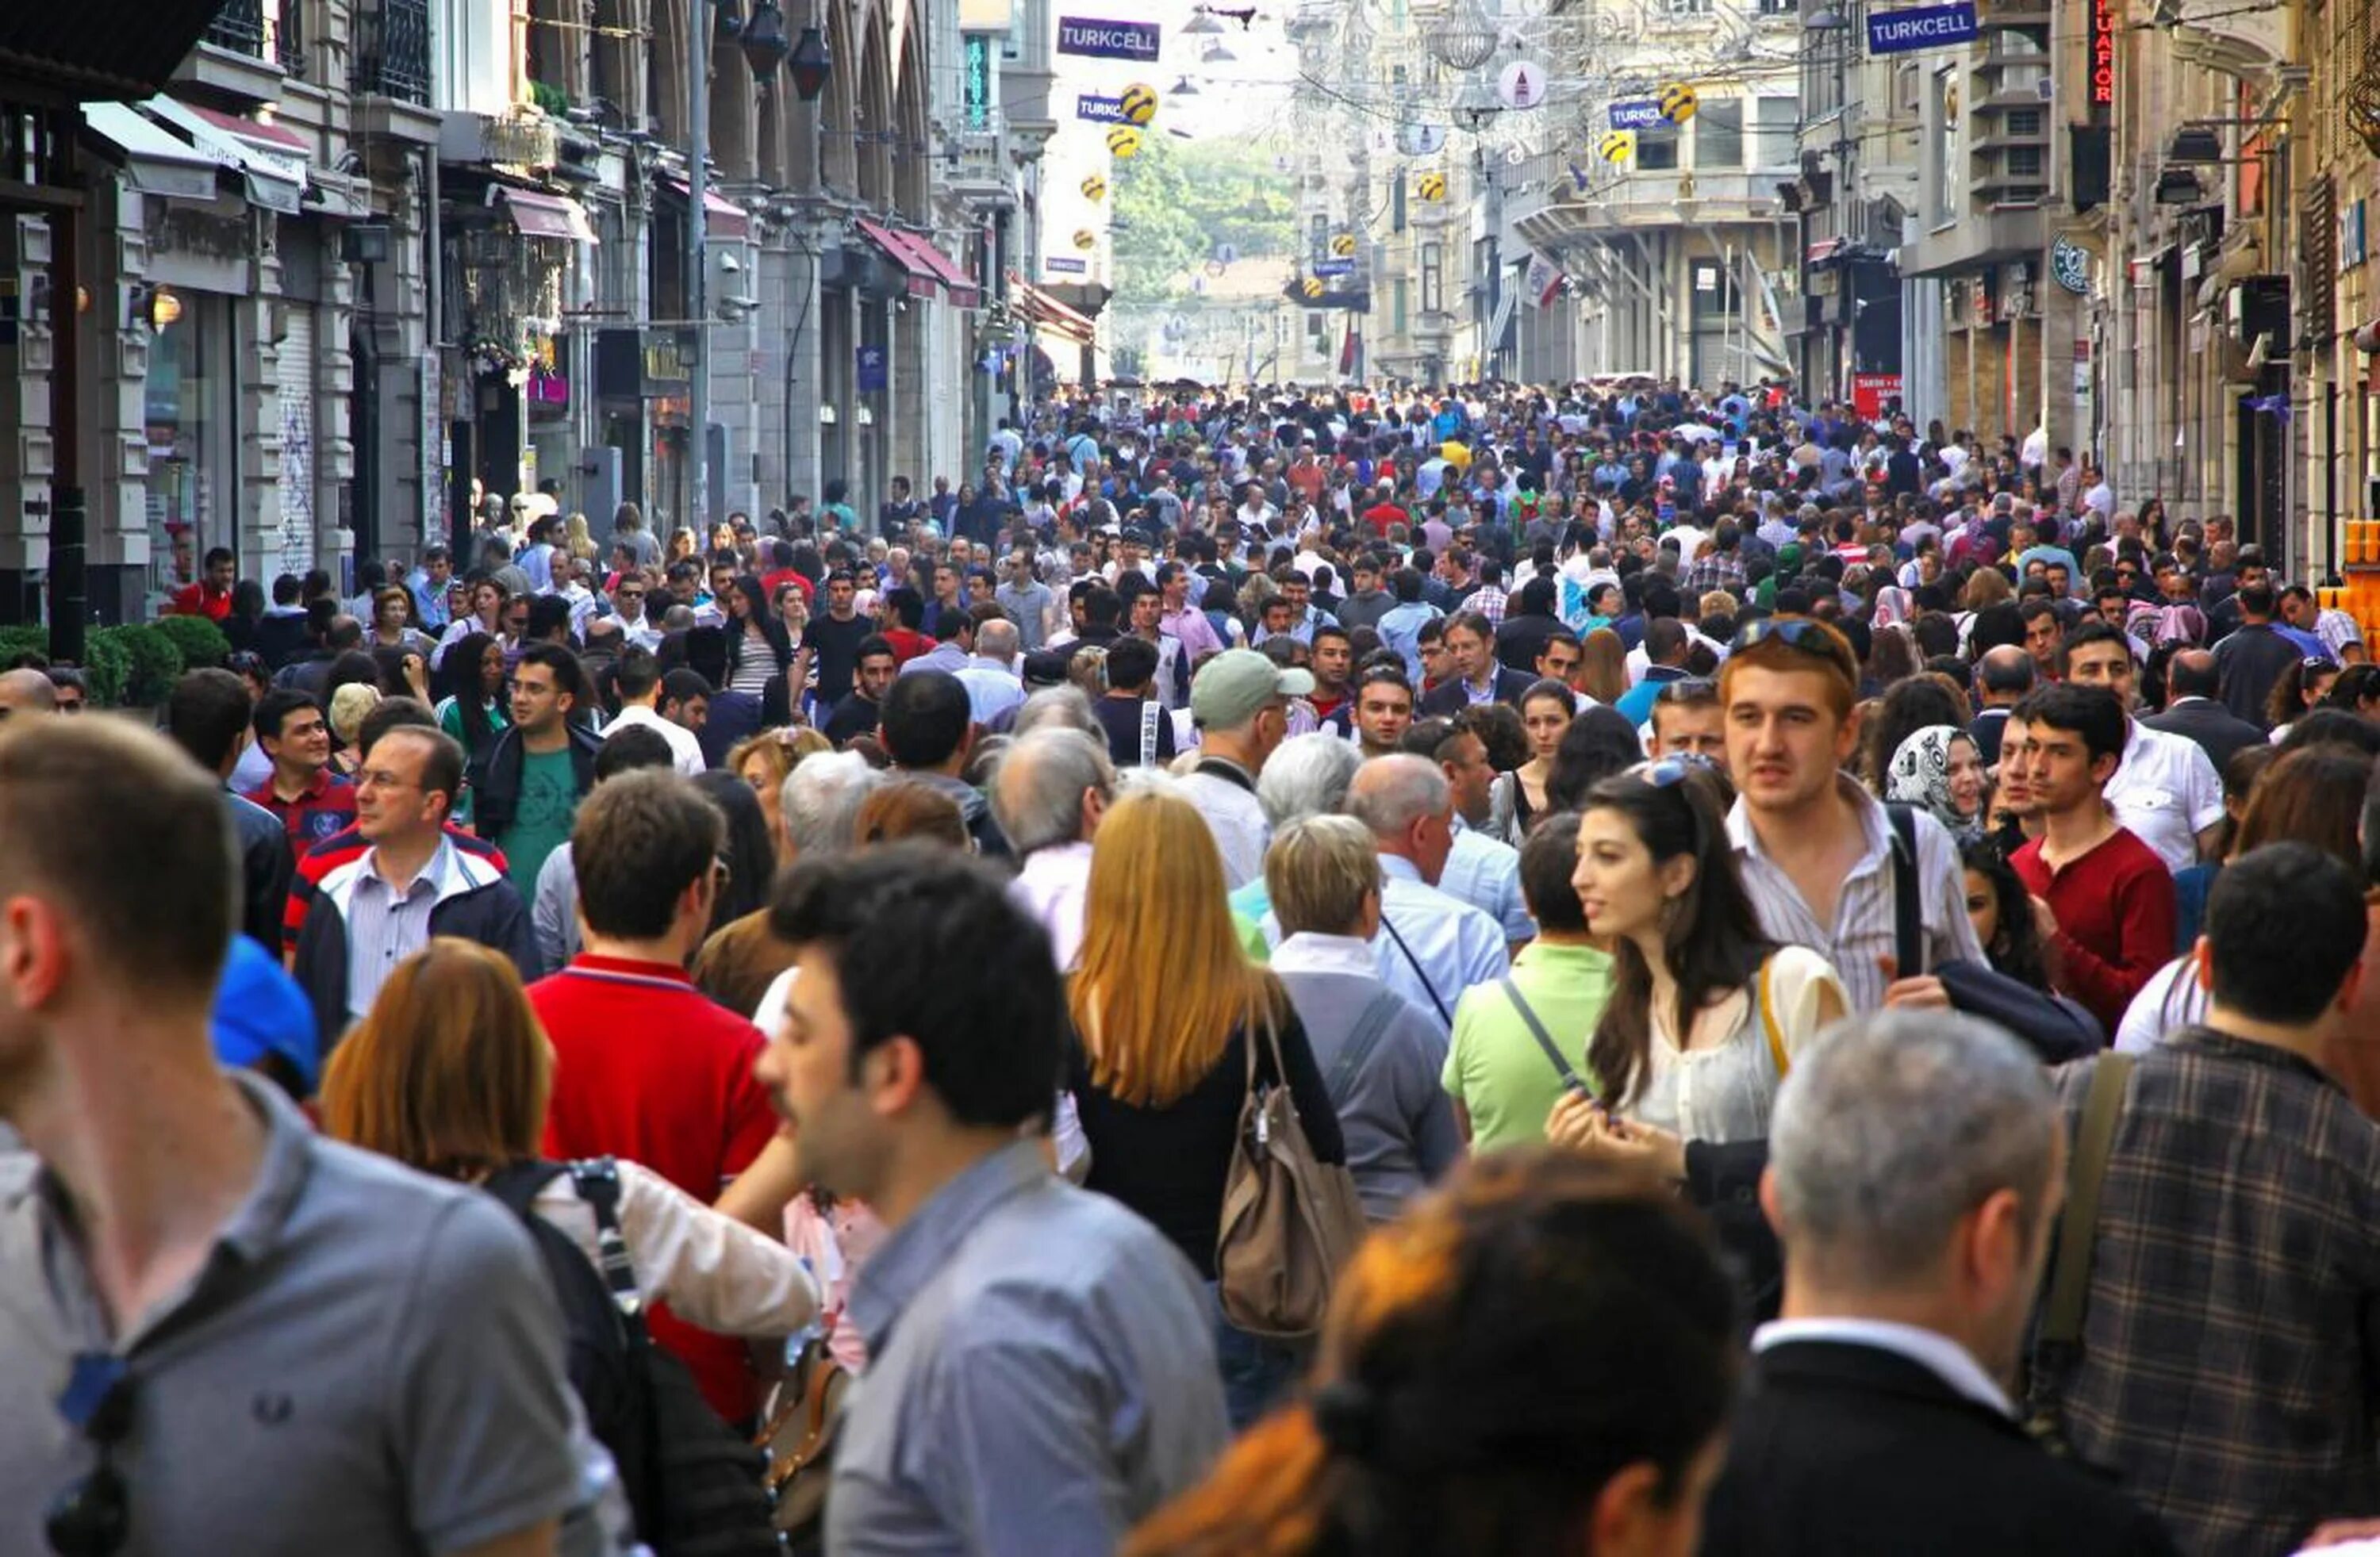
[662,177,749,239]
[1014,279,1096,344]
[492,186,598,244]
[184,102,311,153]
[898,229,981,308]
[856,217,937,300]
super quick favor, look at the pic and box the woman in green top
[1443,811,1615,1149]
[431,630,509,823]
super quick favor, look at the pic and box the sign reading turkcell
[1057,16,1162,61]
[1314,259,1355,278]
[1045,255,1089,275]
[1866,1,1978,54]
[1608,100,1663,131]
[1077,93,1130,124]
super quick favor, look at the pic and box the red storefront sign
[2090,0,2116,109]
[1851,373,1902,420]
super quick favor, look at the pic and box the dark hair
[1518,811,1589,934]
[1960,838,2047,988]
[1583,767,1778,1107]
[693,770,777,934]
[571,771,725,940]
[165,669,255,773]
[1104,634,1159,691]
[2323,662,2380,711]
[1121,1152,1738,1557]
[2205,842,2367,1025]
[2267,656,2338,731]
[658,669,712,714]
[1544,706,1645,811]
[514,642,584,708]
[358,696,438,761]
[2013,683,2126,766]
[2057,619,2135,678]
[524,593,574,643]
[881,669,973,769]
[768,843,1061,1129]
[375,724,468,808]
[1459,703,1529,773]
[433,631,505,742]
[594,723,677,781]
[2232,745,2367,874]
[854,634,897,669]
[252,688,322,746]
[614,644,662,702]
[2278,708,2380,757]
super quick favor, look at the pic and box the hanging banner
[1865,2,1979,54]
[1850,373,1902,419]
[1057,16,1162,61]
[1608,100,1663,130]
[1076,93,1130,123]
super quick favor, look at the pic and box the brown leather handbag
[1215,1012,1368,1340]
[756,1336,850,1554]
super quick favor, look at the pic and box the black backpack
[485,1159,781,1557]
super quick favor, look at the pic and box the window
[1637,127,1679,171]
[2006,109,2043,138]
[1664,0,1713,13]
[2007,144,2044,179]
[1421,242,1443,313]
[1932,70,1957,224]
[1755,96,1798,168]
[1694,99,1742,170]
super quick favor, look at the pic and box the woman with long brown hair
[1068,787,1346,1429]
[1125,1150,1738,1557]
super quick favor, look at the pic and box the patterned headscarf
[1884,725,1983,842]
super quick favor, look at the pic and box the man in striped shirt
[1720,618,1985,1014]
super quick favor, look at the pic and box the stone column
[0,213,58,622]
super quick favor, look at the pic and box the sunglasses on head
[1654,677,1715,705]
[48,1354,133,1557]
[1729,616,1844,662]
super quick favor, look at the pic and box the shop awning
[898,229,981,308]
[141,96,305,214]
[491,185,598,244]
[661,177,749,240]
[1015,280,1096,344]
[856,217,938,300]
[79,100,217,201]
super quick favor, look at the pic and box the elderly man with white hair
[956,616,1025,726]
[1226,731,1360,926]
[992,727,1116,972]
[1336,754,1509,1033]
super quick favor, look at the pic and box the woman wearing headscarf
[1883,724,1987,843]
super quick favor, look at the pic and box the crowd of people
[8,375,2380,1555]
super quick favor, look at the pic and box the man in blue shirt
[1342,754,1511,1030]
[759,848,1228,1556]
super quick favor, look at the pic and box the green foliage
[150,612,232,671]
[76,630,132,708]
[98,625,186,708]
[1108,135,1297,308]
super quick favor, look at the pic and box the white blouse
[529,1156,819,1337]
[1622,946,1846,1145]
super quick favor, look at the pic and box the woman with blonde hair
[1125,1151,1737,1557]
[563,511,597,565]
[1068,787,1346,1428]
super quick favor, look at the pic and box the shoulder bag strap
[1500,975,1588,1095]
[1327,990,1411,1103]
[1379,915,1451,1025]
[565,1157,645,1321]
[1756,957,1788,1079]
[1884,803,1925,978]
[1139,697,1161,769]
[2040,1053,2134,1348]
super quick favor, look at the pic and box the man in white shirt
[2059,623,2223,871]
[992,727,1114,972]
[1178,649,1310,889]
[602,645,706,775]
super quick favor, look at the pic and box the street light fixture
[740,0,793,75]
[1182,7,1226,35]
[1168,74,1201,96]
[789,23,832,101]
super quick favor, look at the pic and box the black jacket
[225,791,294,953]
[292,843,537,1045]
[1699,1341,2176,1557]
[1420,665,1534,716]
[466,721,603,845]
[2144,696,2267,777]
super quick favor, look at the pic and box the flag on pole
[1526,251,1562,309]
[1338,320,1361,379]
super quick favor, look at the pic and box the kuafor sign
[1850,373,1902,420]
[2090,0,2116,108]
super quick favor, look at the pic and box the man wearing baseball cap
[1180,648,1312,889]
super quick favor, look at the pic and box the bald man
[0,666,58,719]
[1969,645,2034,768]
[2144,646,2266,776]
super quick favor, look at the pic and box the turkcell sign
[1057,16,1161,61]
[1608,100,1663,131]
[1866,1,1978,54]
[1045,255,1089,274]
[1077,93,1130,123]
[1314,259,1355,278]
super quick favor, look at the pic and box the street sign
[857,344,888,393]
[1315,258,1355,277]
[1057,15,1162,61]
[1850,372,1901,418]
[1609,100,1662,130]
[1866,2,1979,54]
[1077,93,1130,124]
[1046,255,1089,274]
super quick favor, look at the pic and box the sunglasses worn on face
[48,1354,132,1557]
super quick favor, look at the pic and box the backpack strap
[2041,1053,2133,1348]
[1883,803,1925,979]
[1500,976,1589,1095]
[482,1159,569,1217]
[564,1157,644,1321]
[1138,697,1161,769]
[1326,989,1412,1105]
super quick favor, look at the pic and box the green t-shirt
[1443,940,1614,1151]
[499,746,580,893]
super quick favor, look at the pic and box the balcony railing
[353,0,432,105]
[203,0,266,55]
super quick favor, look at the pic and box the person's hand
[2297,1519,2380,1548]
[1877,956,1953,1010]
[1545,1089,1603,1149]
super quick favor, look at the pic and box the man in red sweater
[2008,683,2176,1034]
[530,769,777,1425]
